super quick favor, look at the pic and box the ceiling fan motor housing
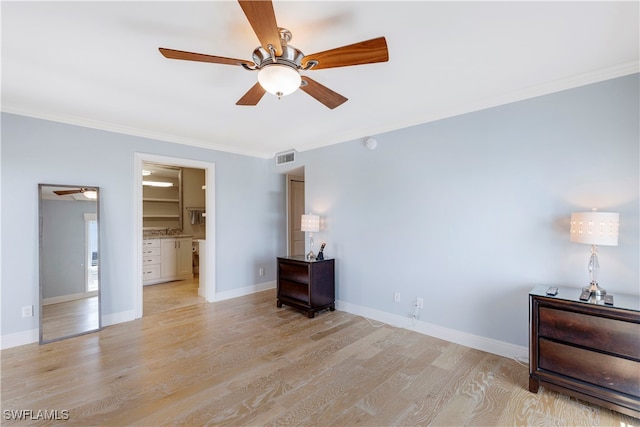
[252,44,304,70]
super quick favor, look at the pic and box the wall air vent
[276,150,296,166]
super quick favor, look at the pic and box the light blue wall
[300,74,639,347]
[1,114,286,336]
[2,74,638,349]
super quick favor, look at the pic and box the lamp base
[583,281,606,298]
[306,251,316,261]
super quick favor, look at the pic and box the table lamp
[569,209,619,297]
[301,214,320,261]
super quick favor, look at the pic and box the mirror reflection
[39,184,101,343]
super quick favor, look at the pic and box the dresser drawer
[142,247,160,257]
[142,255,160,266]
[143,239,160,248]
[279,279,309,303]
[539,338,640,397]
[279,262,309,284]
[539,307,640,359]
[143,264,160,280]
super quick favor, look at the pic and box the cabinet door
[160,239,177,278]
[176,238,193,276]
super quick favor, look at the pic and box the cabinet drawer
[143,239,160,248]
[539,307,640,359]
[279,279,309,303]
[143,264,160,280]
[142,247,160,256]
[539,338,640,398]
[142,255,160,266]
[279,262,309,284]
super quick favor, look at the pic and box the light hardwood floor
[2,289,638,426]
[143,276,204,316]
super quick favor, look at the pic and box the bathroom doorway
[134,153,216,319]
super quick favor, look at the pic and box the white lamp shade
[301,214,320,233]
[570,211,619,246]
[258,65,301,97]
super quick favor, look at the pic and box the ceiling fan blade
[302,37,389,70]
[300,77,348,109]
[236,82,267,106]
[159,48,255,68]
[238,0,283,56]
[53,189,83,196]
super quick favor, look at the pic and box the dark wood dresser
[529,286,640,418]
[276,256,335,318]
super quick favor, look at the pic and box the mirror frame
[38,183,102,344]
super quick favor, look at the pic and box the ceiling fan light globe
[258,64,301,97]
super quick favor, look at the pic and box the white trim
[134,153,216,319]
[1,329,39,349]
[43,291,98,306]
[336,300,528,360]
[213,281,276,302]
[102,309,136,327]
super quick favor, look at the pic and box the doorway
[134,153,216,319]
[286,167,305,256]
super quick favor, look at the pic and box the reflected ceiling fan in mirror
[53,188,98,199]
[158,0,389,109]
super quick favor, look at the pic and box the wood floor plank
[2,288,636,426]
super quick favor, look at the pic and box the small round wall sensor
[365,138,377,150]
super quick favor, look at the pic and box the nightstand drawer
[279,262,309,284]
[539,307,640,359]
[539,338,640,397]
[279,279,309,303]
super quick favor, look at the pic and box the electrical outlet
[258,267,265,276]
[416,297,424,309]
[22,305,33,318]
[394,292,401,303]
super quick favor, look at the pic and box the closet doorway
[134,153,216,319]
[286,168,305,256]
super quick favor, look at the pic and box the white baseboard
[1,291,527,360]
[336,300,528,360]
[1,309,136,350]
[43,291,98,306]
[1,328,39,349]
[214,280,276,302]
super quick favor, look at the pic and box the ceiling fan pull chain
[267,44,277,63]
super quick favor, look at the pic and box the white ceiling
[2,1,638,159]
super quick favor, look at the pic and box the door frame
[133,152,216,318]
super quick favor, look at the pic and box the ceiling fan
[159,0,389,109]
[53,188,98,199]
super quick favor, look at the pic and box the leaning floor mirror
[39,184,101,343]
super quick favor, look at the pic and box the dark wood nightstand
[529,285,640,418]
[276,256,335,318]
